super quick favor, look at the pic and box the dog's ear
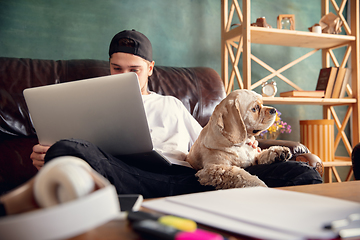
[216,99,247,144]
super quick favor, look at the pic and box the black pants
[45,139,323,199]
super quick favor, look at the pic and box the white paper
[142,187,360,240]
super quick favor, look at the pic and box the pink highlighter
[132,219,226,240]
[177,228,225,240]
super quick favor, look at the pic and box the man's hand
[30,144,50,170]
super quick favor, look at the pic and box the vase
[257,131,280,140]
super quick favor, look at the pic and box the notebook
[23,72,171,170]
[142,187,360,240]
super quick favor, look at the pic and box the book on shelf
[331,67,351,98]
[280,90,325,98]
[315,67,338,98]
[339,68,351,98]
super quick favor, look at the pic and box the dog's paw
[257,146,292,164]
[235,177,267,188]
[270,146,292,162]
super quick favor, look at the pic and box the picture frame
[277,14,295,30]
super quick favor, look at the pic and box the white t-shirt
[142,92,202,167]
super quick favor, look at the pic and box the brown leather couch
[0,57,323,195]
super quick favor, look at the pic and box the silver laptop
[23,73,171,170]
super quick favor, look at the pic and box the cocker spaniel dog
[186,89,292,189]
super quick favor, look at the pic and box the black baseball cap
[109,29,152,62]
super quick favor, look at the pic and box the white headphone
[0,156,120,240]
[34,156,96,208]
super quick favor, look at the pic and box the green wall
[0,0,221,69]
[0,0,350,179]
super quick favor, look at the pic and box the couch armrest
[0,137,38,195]
[257,139,309,155]
[257,139,324,177]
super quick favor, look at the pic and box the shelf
[222,0,359,184]
[262,97,357,106]
[323,159,353,183]
[225,25,355,49]
[323,160,352,167]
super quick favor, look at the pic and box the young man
[31,30,322,198]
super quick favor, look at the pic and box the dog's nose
[270,108,276,115]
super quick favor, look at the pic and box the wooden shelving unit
[221,0,359,183]
[225,26,355,49]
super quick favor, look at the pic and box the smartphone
[118,194,143,212]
